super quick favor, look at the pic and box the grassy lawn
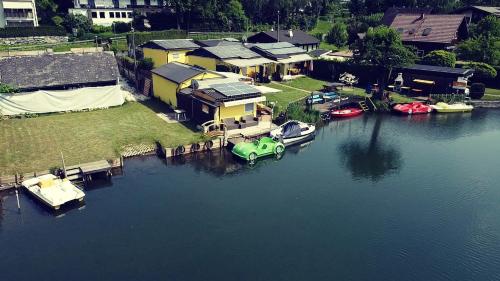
[264,83,310,106]
[0,101,203,175]
[482,88,500,101]
[279,77,329,92]
[310,19,331,35]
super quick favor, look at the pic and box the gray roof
[402,64,474,76]
[251,42,306,59]
[151,62,205,84]
[248,30,320,45]
[0,52,119,91]
[309,49,331,57]
[195,39,241,47]
[192,45,261,60]
[141,39,200,50]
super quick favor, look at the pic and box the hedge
[0,26,67,38]
[127,30,187,47]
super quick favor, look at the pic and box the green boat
[231,137,285,161]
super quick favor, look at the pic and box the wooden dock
[65,160,112,183]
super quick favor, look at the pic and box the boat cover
[0,85,125,116]
[282,121,301,138]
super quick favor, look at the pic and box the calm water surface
[2,110,500,281]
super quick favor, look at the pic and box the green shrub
[463,62,498,79]
[0,83,18,94]
[51,16,64,27]
[138,57,154,70]
[326,22,348,47]
[470,83,486,100]
[286,103,320,123]
[92,25,113,34]
[127,30,187,47]
[63,14,92,35]
[421,50,456,67]
[0,26,66,38]
[112,22,131,33]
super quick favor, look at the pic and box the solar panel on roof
[212,82,258,97]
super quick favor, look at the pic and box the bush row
[126,30,187,47]
[0,26,67,38]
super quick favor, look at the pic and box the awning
[223,57,273,68]
[413,79,435,85]
[222,96,266,107]
[278,54,313,64]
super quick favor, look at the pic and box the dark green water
[2,110,500,281]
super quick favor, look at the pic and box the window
[122,12,127,18]
[100,12,105,18]
[422,27,432,36]
[116,12,121,18]
[245,103,253,113]
[396,27,404,33]
[91,12,98,18]
[127,12,132,18]
[202,104,209,114]
[110,12,115,18]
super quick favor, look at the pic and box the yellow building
[186,45,273,82]
[186,82,266,127]
[141,39,200,67]
[151,62,224,107]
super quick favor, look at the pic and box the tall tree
[352,26,416,99]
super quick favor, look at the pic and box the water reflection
[339,115,402,181]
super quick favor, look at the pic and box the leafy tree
[51,15,64,27]
[113,22,132,33]
[326,22,348,46]
[475,15,500,38]
[63,14,92,34]
[464,62,498,79]
[138,58,154,70]
[36,0,57,24]
[352,26,416,98]
[456,37,500,66]
[421,50,456,67]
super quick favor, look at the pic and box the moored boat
[430,102,473,113]
[232,137,285,162]
[22,174,85,210]
[393,102,432,115]
[331,107,363,118]
[270,120,316,146]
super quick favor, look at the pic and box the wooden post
[61,152,67,178]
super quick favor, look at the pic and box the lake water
[2,110,500,281]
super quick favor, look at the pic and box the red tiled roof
[390,14,466,44]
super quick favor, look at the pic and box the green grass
[319,41,340,51]
[482,88,500,101]
[279,77,329,92]
[310,19,331,36]
[264,83,310,106]
[0,102,203,175]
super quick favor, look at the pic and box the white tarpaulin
[0,85,125,116]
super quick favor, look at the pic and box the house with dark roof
[454,6,500,23]
[151,62,224,107]
[388,13,468,54]
[0,52,119,91]
[381,7,433,26]
[250,42,314,80]
[141,39,200,67]
[194,38,241,47]
[178,82,266,127]
[187,45,273,82]
[247,30,320,52]
[0,52,124,115]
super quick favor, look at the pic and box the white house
[70,0,165,26]
[0,0,38,28]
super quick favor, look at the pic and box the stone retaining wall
[0,36,68,46]
[470,100,500,108]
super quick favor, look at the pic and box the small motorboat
[232,137,285,161]
[331,107,363,118]
[22,174,85,210]
[430,102,473,113]
[270,120,316,146]
[393,102,432,115]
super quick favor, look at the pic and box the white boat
[430,102,473,113]
[22,174,85,210]
[270,120,316,146]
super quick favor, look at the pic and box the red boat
[331,107,363,118]
[393,102,432,115]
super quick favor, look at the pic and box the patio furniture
[322,92,338,101]
[173,109,186,121]
[239,115,258,129]
[306,93,324,105]
[223,117,240,131]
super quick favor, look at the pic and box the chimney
[289,29,293,38]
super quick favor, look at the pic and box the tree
[352,26,416,99]
[456,37,500,66]
[36,0,57,24]
[464,62,498,80]
[421,50,456,67]
[63,14,92,34]
[326,22,348,47]
[475,15,500,38]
